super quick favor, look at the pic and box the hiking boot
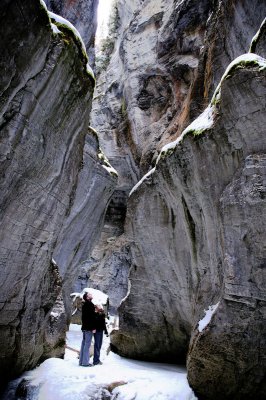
[93,361,103,365]
[80,363,93,367]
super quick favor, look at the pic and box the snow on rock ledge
[197,302,220,333]
[41,0,95,81]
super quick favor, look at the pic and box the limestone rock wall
[88,0,214,310]
[93,0,265,172]
[92,0,212,175]
[0,0,115,387]
[97,3,266,399]
[53,129,117,317]
[111,54,266,398]
[199,1,266,98]
[87,0,266,314]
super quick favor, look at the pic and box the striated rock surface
[53,129,117,317]
[81,235,131,314]
[0,0,115,389]
[111,54,266,399]
[199,1,266,97]
[45,0,99,67]
[93,0,265,172]
[186,57,266,399]
[250,18,266,59]
[92,0,212,175]
[88,0,266,315]
[88,0,214,312]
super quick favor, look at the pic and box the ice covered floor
[8,324,197,400]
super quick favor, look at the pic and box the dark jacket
[95,311,108,334]
[81,300,96,331]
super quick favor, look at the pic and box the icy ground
[5,324,197,400]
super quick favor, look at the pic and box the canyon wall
[86,0,266,316]
[0,0,115,388]
[85,0,266,399]
[111,54,266,399]
[93,0,266,173]
[2,0,263,397]
[86,0,215,311]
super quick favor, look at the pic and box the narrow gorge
[0,1,265,399]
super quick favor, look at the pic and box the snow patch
[50,311,59,318]
[98,148,118,177]
[119,279,131,307]
[213,53,266,101]
[39,0,47,11]
[72,287,109,306]
[48,11,86,53]
[101,163,118,177]
[249,18,266,52]
[86,62,94,77]
[198,302,220,333]
[51,23,61,34]
[129,167,156,197]
[156,103,215,166]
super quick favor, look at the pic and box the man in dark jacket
[79,292,96,366]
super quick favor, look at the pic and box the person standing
[79,292,96,367]
[93,304,108,366]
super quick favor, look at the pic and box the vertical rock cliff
[86,0,266,399]
[0,0,116,389]
[111,54,266,399]
[52,128,117,318]
[92,0,265,173]
[87,0,266,314]
[87,0,216,311]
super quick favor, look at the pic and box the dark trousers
[93,331,103,365]
[79,330,93,366]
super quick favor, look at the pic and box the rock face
[92,0,212,175]
[93,0,266,172]
[186,58,266,399]
[45,0,99,67]
[81,235,131,314]
[88,1,266,399]
[0,0,115,389]
[53,129,117,317]
[87,0,214,312]
[88,0,266,315]
[111,55,266,398]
